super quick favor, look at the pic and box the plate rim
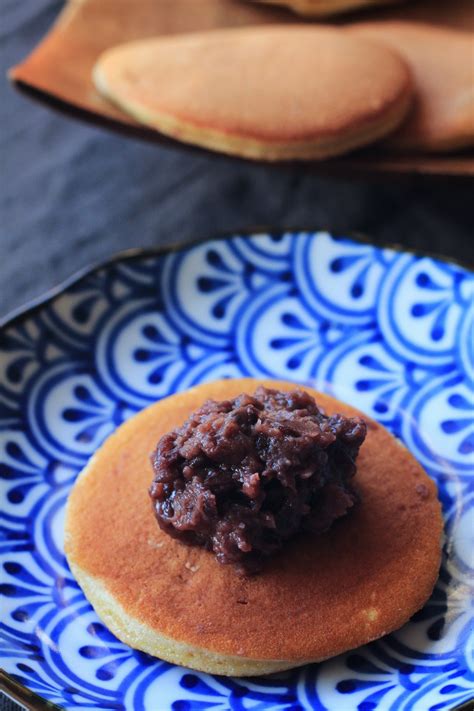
[0,669,63,711]
[9,80,474,179]
[1,226,472,331]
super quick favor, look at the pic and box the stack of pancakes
[91,2,474,161]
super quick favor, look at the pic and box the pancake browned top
[93,26,412,160]
[65,378,442,662]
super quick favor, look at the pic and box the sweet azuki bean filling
[149,387,367,573]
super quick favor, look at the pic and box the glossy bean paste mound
[150,387,366,573]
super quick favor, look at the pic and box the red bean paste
[149,387,367,573]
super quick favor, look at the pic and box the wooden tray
[9,0,474,178]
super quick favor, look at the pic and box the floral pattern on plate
[1,231,473,711]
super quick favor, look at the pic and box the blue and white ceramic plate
[1,231,473,711]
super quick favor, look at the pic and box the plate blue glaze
[1,231,473,711]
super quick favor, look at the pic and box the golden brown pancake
[65,379,443,676]
[249,0,402,18]
[92,26,413,161]
[351,22,474,152]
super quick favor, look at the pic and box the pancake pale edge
[251,0,401,18]
[64,378,443,676]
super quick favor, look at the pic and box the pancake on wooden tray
[93,26,413,161]
[352,22,474,152]
[65,378,443,676]
[248,0,402,18]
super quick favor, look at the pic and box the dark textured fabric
[1,0,473,321]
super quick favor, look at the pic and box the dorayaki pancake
[65,378,443,676]
[249,0,402,18]
[92,26,413,161]
[352,22,474,152]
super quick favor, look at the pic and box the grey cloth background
[1,0,473,323]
